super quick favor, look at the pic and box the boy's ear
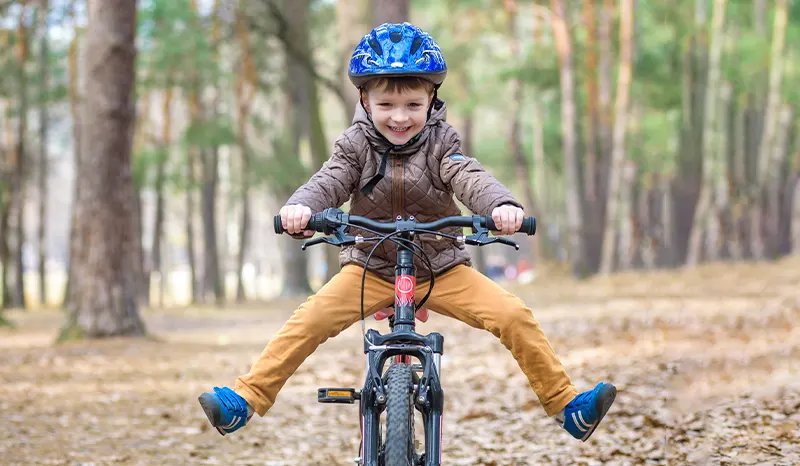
[361,91,371,114]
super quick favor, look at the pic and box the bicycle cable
[343,224,437,347]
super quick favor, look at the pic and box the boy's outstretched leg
[422,265,616,441]
[198,265,395,434]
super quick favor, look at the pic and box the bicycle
[274,207,537,466]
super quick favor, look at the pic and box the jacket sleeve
[286,134,362,212]
[438,127,524,216]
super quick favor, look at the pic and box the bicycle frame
[360,233,445,466]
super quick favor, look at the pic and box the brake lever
[301,237,332,250]
[301,224,361,250]
[465,217,519,249]
[464,235,519,249]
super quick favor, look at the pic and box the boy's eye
[409,103,422,108]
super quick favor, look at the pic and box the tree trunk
[201,0,224,305]
[505,0,540,267]
[337,0,370,121]
[201,147,222,303]
[673,1,708,266]
[186,149,199,304]
[767,104,792,256]
[599,0,634,274]
[617,162,638,270]
[792,174,800,254]
[756,0,788,188]
[275,0,315,296]
[686,0,727,267]
[597,0,614,163]
[37,0,49,308]
[0,191,9,309]
[548,0,586,276]
[582,0,599,202]
[63,27,83,309]
[372,0,409,25]
[234,7,256,302]
[583,0,614,272]
[151,87,172,308]
[708,83,733,261]
[132,92,151,308]
[61,0,145,340]
[10,8,30,309]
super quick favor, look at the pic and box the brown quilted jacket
[286,99,522,282]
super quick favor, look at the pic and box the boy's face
[362,86,433,146]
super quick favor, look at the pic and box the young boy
[199,22,616,442]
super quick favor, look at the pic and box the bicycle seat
[374,307,429,323]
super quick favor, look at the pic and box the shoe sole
[197,393,227,436]
[581,383,617,442]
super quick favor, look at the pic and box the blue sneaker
[559,382,616,441]
[198,387,251,436]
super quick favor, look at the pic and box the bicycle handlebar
[273,208,536,236]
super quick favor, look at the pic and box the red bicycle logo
[395,275,415,306]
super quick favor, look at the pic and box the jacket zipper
[393,156,404,218]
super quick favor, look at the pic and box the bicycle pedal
[318,387,360,404]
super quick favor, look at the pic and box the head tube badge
[395,274,416,306]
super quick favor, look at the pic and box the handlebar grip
[306,212,325,232]
[520,217,537,236]
[274,212,328,235]
[485,217,537,236]
[274,215,285,234]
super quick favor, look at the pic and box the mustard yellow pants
[234,264,577,417]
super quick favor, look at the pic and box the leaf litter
[1,258,799,465]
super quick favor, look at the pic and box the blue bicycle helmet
[348,22,447,88]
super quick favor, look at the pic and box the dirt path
[1,259,799,465]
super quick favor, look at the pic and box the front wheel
[383,363,416,466]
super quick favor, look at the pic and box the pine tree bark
[63,27,83,308]
[599,0,634,274]
[505,0,540,267]
[235,7,256,302]
[10,8,30,309]
[582,0,599,202]
[337,0,370,122]
[201,0,224,304]
[37,0,50,307]
[547,0,586,276]
[279,0,313,296]
[686,0,727,266]
[151,87,172,308]
[61,0,145,340]
[757,0,789,257]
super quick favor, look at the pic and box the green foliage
[183,118,237,150]
[256,133,312,197]
[132,146,167,189]
[137,0,220,89]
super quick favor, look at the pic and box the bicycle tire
[384,363,415,466]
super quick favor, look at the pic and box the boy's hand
[491,204,524,236]
[280,204,314,236]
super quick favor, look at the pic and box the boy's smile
[362,87,432,146]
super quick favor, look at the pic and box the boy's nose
[391,109,409,123]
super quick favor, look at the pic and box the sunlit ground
[1,258,799,465]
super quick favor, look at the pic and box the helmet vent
[390,31,403,43]
[368,37,383,56]
[409,37,423,55]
